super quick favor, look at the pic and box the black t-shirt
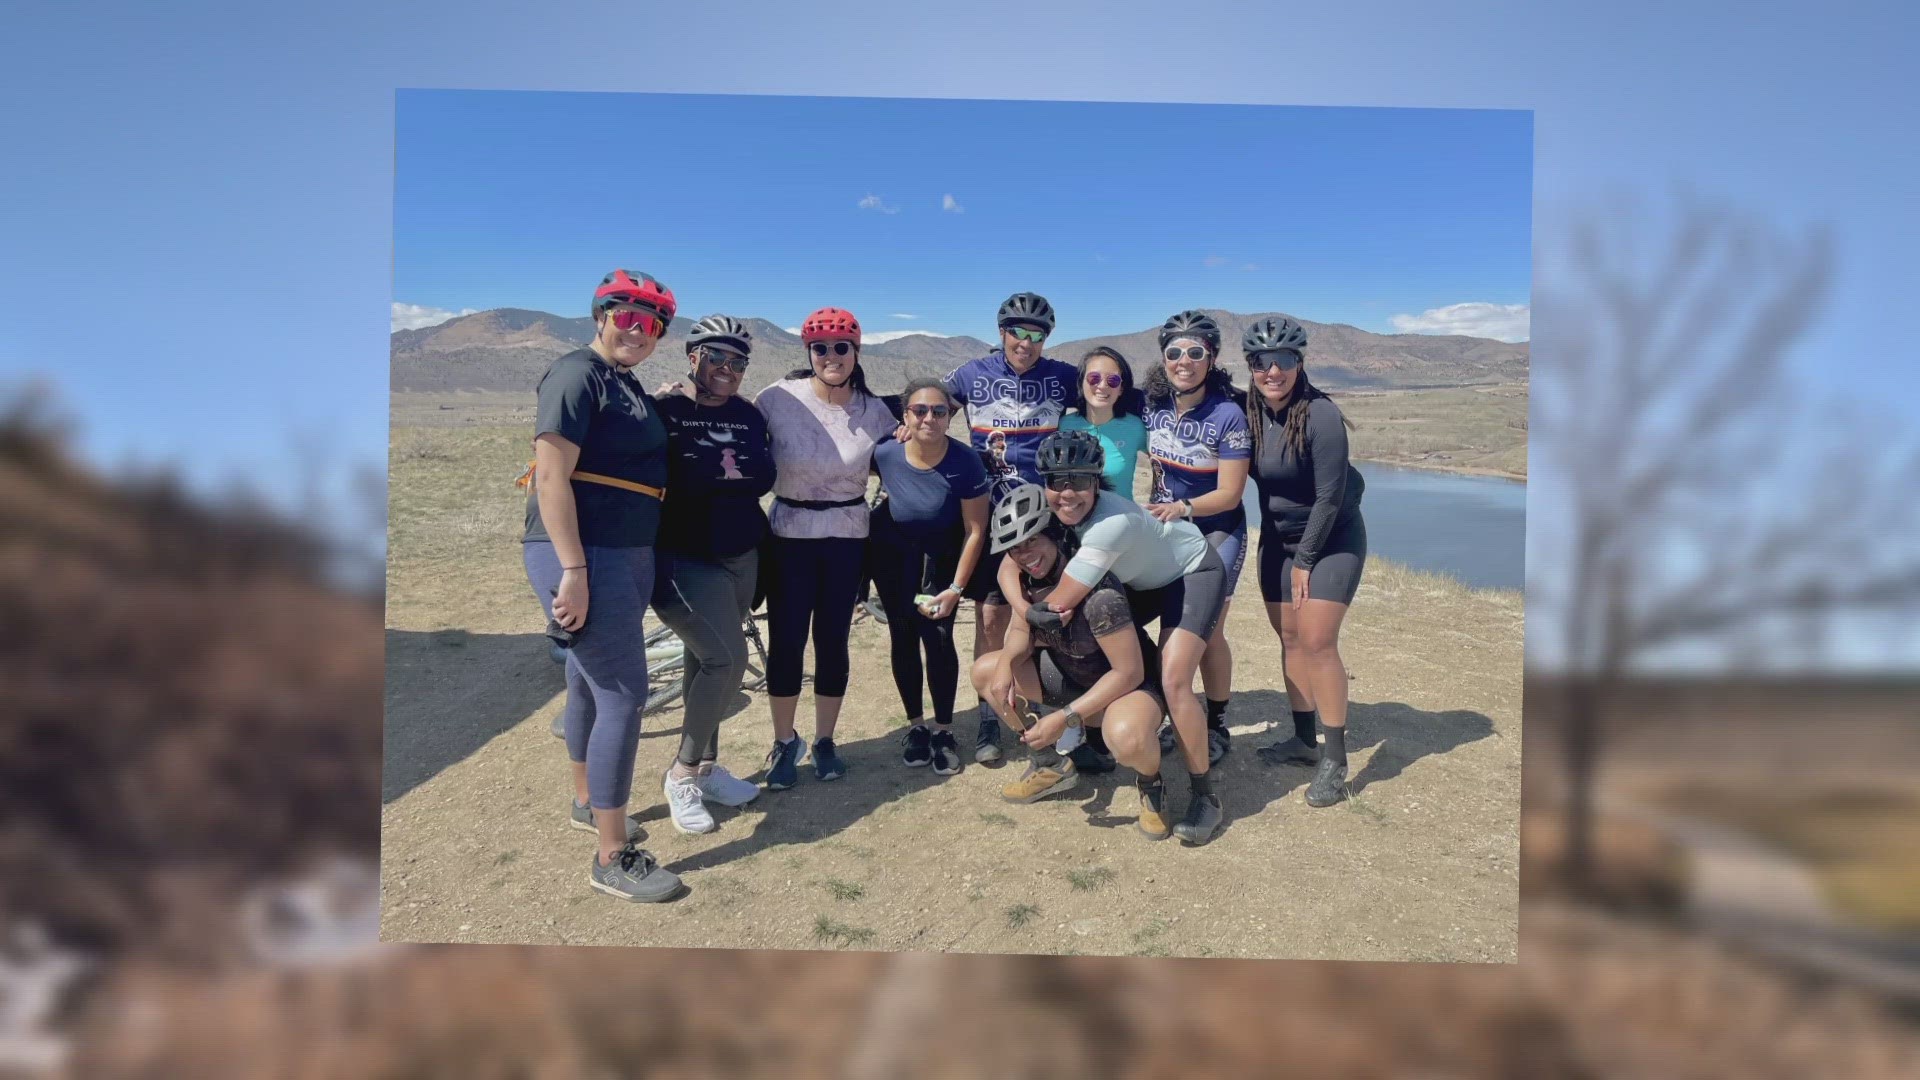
[655,393,776,559]
[1024,573,1158,692]
[522,348,670,549]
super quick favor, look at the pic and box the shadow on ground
[383,629,565,803]
[1069,689,1498,838]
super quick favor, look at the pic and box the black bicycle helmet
[997,292,1056,334]
[1035,429,1105,477]
[1242,314,1308,355]
[686,314,753,355]
[1158,309,1222,353]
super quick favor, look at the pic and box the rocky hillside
[391,307,1526,396]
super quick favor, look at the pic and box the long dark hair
[1143,350,1246,414]
[1070,346,1144,420]
[784,343,872,397]
[1249,365,1353,462]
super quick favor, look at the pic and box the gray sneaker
[588,844,686,903]
[1257,735,1318,768]
[570,800,641,840]
[1305,758,1350,807]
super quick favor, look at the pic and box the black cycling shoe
[1206,725,1231,766]
[1172,792,1224,845]
[1156,719,1177,754]
[1305,757,1350,807]
[901,724,933,767]
[974,712,1003,764]
[929,728,963,775]
[1068,742,1117,774]
[1257,735,1318,767]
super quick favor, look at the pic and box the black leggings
[766,535,866,698]
[870,538,961,726]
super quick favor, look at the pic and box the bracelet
[948,583,966,596]
[561,564,586,571]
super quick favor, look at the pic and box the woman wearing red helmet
[522,268,685,903]
[753,308,899,790]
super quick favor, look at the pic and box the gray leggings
[651,550,758,768]
[524,541,653,810]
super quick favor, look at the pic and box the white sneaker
[663,772,716,834]
[697,764,760,807]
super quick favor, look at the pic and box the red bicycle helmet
[592,269,677,320]
[800,307,861,344]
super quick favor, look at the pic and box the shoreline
[1353,455,1526,484]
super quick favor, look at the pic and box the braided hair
[1249,366,1353,462]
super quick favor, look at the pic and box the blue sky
[394,92,1532,342]
[5,2,1920,669]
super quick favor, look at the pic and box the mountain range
[391,308,1528,397]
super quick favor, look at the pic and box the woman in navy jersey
[870,377,991,774]
[1141,311,1251,767]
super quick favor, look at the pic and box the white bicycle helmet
[989,483,1053,553]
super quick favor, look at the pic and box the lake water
[1238,462,1525,591]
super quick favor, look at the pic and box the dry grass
[1337,383,1529,478]
[1661,787,1920,932]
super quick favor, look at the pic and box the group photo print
[382,90,1531,960]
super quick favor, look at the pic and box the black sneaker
[1206,725,1231,766]
[1067,742,1117,774]
[901,724,933,768]
[1172,791,1224,845]
[929,729,963,775]
[974,712,1003,764]
[812,736,847,782]
[1256,735,1318,767]
[1305,757,1350,807]
[588,843,685,903]
[1156,719,1177,754]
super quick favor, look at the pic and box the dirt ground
[381,402,1523,960]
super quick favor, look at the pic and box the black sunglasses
[810,341,855,357]
[906,404,952,419]
[1246,349,1302,372]
[1045,474,1099,492]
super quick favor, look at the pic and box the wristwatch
[1062,708,1084,729]
[1181,500,1194,519]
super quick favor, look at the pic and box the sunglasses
[810,341,855,357]
[1006,325,1047,344]
[699,349,751,373]
[1246,349,1303,372]
[906,404,952,419]
[609,308,665,336]
[1045,474,1099,493]
[1084,372,1124,389]
[1164,346,1211,363]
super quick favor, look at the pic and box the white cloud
[942,193,964,214]
[862,330,952,345]
[857,193,899,215]
[1389,302,1530,342]
[392,302,477,332]
[783,327,802,335]
[1202,255,1230,268]
[890,313,917,320]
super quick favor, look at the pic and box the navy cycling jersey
[1146,386,1251,535]
[942,352,1078,497]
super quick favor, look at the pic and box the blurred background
[5,2,1919,1076]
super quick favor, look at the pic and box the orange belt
[516,460,664,501]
